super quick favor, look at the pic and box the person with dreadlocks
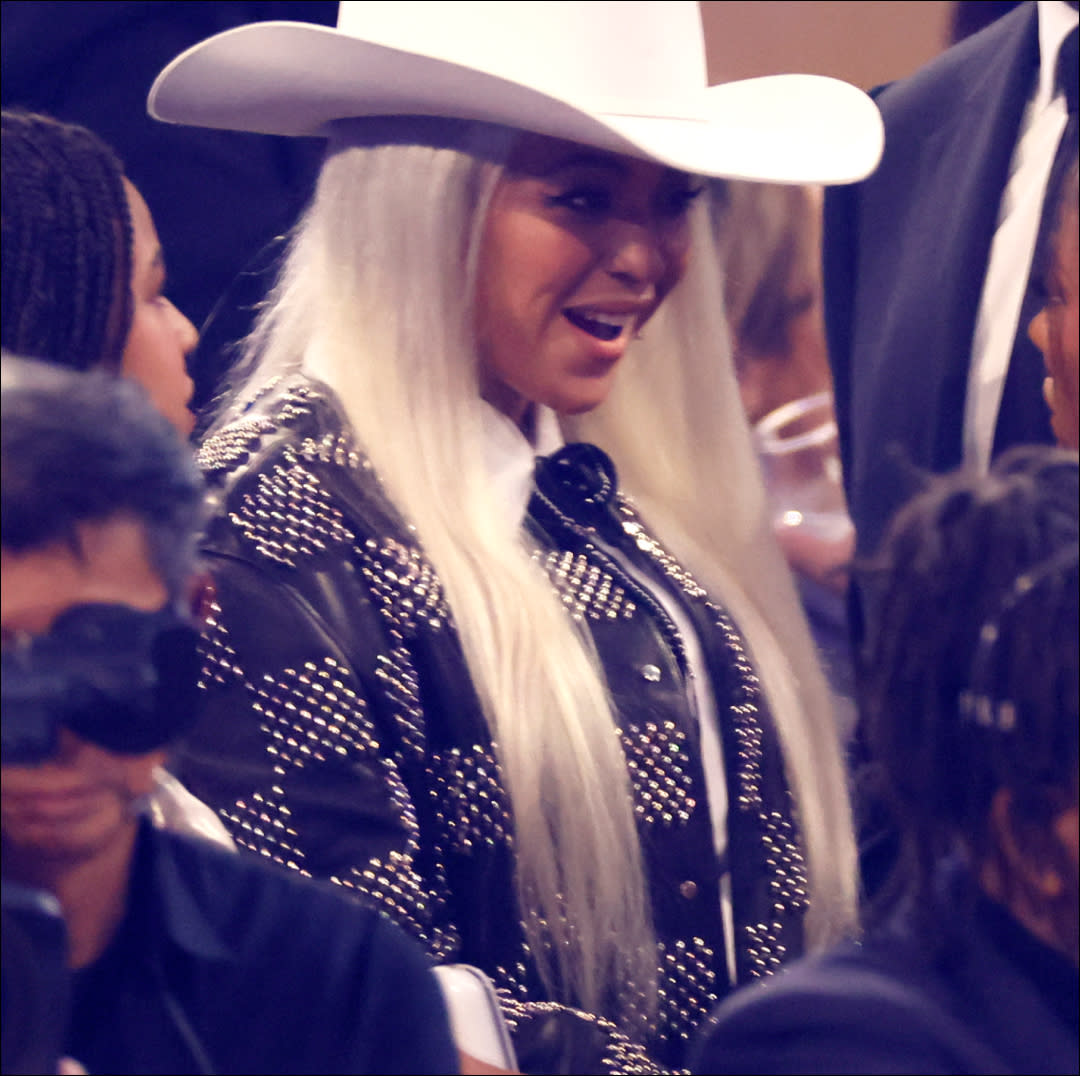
[1,109,198,436]
[692,443,1079,1074]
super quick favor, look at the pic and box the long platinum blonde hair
[222,118,858,1027]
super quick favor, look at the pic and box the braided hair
[857,445,1079,936]
[1,109,133,371]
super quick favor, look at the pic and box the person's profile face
[1028,207,1079,450]
[473,132,699,432]
[1052,791,1080,964]
[118,179,199,439]
[0,518,169,873]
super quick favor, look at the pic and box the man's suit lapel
[845,3,1041,567]
[891,3,1040,472]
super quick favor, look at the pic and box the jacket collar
[133,816,233,963]
[481,402,562,533]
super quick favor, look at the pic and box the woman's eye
[549,187,612,215]
[657,185,703,219]
[1033,280,1064,311]
[782,290,817,321]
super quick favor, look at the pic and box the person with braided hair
[1,109,198,436]
[692,443,1079,1074]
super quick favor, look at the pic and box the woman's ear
[983,786,1080,963]
[986,787,1065,901]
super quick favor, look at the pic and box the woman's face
[474,133,700,430]
[1028,206,1079,450]
[120,179,198,438]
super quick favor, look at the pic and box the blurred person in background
[824,0,1078,648]
[717,180,857,744]
[0,1,339,414]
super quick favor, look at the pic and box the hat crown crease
[335,0,708,118]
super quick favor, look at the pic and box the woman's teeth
[564,308,628,342]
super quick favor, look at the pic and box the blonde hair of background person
[713,179,855,599]
[147,3,883,1069]
[711,182,858,739]
[719,181,833,426]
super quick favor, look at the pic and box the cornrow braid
[1,109,133,371]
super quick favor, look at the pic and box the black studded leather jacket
[181,376,808,1074]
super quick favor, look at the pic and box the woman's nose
[604,218,673,289]
[1028,306,1050,358]
[170,300,200,356]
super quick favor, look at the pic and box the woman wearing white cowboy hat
[150,3,883,1072]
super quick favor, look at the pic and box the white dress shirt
[481,400,737,984]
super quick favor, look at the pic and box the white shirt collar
[481,403,563,531]
[1036,0,1078,112]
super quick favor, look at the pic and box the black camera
[1,882,70,1076]
[1,602,202,763]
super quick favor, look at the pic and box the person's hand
[774,513,854,595]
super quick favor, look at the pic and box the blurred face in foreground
[1,517,168,877]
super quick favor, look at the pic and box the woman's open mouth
[563,308,632,342]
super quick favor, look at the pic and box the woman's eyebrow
[538,152,628,177]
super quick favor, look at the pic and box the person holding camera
[0,355,457,1075]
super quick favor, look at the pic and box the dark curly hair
[1,354,204,600]
[856,445,1079,935]
[1,109,133,371]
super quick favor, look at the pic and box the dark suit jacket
[64,819,458,1074]
[824,2,1055,575]
[689,887,1079,1075]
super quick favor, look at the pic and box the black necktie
[993,25,1079,456]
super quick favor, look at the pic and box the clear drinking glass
[753,390,854,590]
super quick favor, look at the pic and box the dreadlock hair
[857,444,1079,941]
[1,109,133,371]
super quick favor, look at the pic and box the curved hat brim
[148,20,883,185]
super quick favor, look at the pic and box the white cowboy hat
[149,0,883,184]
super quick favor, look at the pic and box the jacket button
[680,880,698,899]
[641,664,661,683]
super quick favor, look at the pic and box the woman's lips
[563,307,633,342]
[4,784,101,817]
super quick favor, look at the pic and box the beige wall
[701,1,955,90]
